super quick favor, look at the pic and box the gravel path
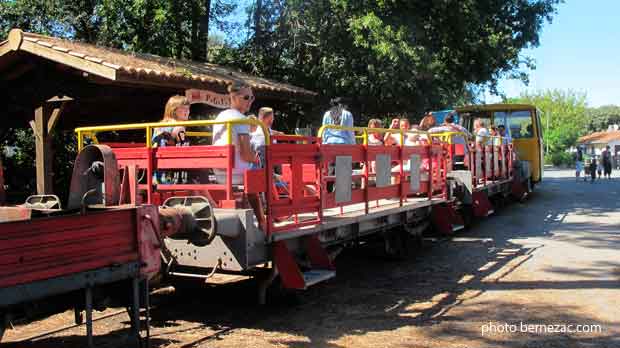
[4,169,619,348]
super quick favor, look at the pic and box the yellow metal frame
[317,125,429,146]
[185,131,212,138]
[75,119,271,151]
[454,103,542,183]
[428,131,506,145]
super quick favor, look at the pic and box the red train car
[71,119,527,304]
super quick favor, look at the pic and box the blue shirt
[321,109,355,144]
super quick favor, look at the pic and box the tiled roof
[1,29,316,100]
[578,131,620,144]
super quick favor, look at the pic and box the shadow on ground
[6,173,620,348]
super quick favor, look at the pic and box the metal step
[302,269,336,288]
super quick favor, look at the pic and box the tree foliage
[212,0,560,123]
[0,0,237,60]
[585,105,620,132]
[1,0,562,199]
[1,0,562,118]
[506,89,588,158]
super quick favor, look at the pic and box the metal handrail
[317,125,429,146]
[75,119,271,151]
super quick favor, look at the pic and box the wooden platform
[271,196,445,242]
[473,178,512,193]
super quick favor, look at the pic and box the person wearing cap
[321,97,355,144]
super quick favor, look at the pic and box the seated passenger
[419,112,436,131]
[152,95,190,184]
[489,125,502,146]
[212,82,258,185]
[322,97,355,144]
[383,118,401,146]
[367,118,384,145]
[498,125,512,145]
[250,107,284,174]
[474,118,490,145]
[251,107,284,157]
[417,112,437,144]
[405,125,422,145]
[152,95,190,147]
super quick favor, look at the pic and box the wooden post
[32,102,66,195]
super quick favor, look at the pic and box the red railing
[78,123,516,239]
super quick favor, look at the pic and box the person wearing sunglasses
[212,81,265,227]
[212,81,258,185]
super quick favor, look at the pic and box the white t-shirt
[476,128,490,145]
[212,109,251,184]
[250,127,275,148]
[250,128,275,167]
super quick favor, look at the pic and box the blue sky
[219,1,618,107]
[486,0,620,107]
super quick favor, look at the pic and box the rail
[317,124,430,146]
[75,119,271,151]
[75,119,272,206]
[72,121,511,236]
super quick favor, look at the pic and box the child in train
[152,95,191,184]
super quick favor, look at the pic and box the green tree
[506,89,588,164]
[585,105,620,132]
[0,0,237,60]
[213,0,561,124]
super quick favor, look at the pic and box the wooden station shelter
[0,28,316,197]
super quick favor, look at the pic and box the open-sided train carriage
[0,103,539,345]
[69,116,525,301]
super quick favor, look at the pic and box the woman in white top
[474,118,490,145]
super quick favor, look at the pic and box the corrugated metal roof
[1,29,316,100]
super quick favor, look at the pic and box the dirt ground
[3,169,620,348]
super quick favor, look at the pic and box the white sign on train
[185,89,230,109]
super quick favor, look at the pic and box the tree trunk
[203,0,212,61]
[255,0,263,52]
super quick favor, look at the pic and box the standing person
[321,97,355,144]
[575,147,584,182]
[212,81,258,184]
[602,145,613,179]
[211,82,264,227]
[597,157,603,179]
[429,112,471,167]
[589,157,597,183]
